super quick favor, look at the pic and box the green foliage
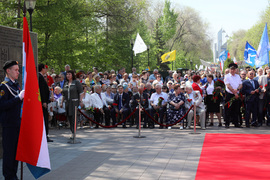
[223,58,234,73]
[0,0,213,73]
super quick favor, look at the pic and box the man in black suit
[242,69,260,127]
[38,64,53,142]
[111,84,130,128]
[131,85,149,128]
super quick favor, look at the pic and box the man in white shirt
[91,85,111,128]
[224,63,242,128]
[149,84,168,129]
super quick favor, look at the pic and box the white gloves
[19,90,25,100]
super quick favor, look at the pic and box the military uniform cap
[228,63,238,69]
[3,61,19,71]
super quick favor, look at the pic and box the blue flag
[255,23,270,68]
[219,50,228,71]
[244,41,257,67]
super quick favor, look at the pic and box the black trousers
[2,126,20,180]
[67,114,75,133]
[150,106,166,127]
[94,106,111,128]
[225,92,240,126]
[245,100,258,126]
[111,107,130,126]
[134,108,149,127]
[42,107,49,136]
[258,98,265,124]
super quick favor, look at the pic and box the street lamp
[130,39,134,72]
[190,60,193,69]
[25,0,37,32]
[147,45,150,69]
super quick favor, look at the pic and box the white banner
[133,33,147,56]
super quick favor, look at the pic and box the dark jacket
[0,78,22,127]
[38,73,50,104]
[113,92,130,111]
[131,92,149,109]
[242,79,260,102]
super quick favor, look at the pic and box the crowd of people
[41,63,270,137]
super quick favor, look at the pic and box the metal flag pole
[68,105,81,143]
[134,102,146,138]
[190,105,200,134]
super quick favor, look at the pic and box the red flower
[187,99,192,102]
[112,103,118,106]
[265,84,268,87]
[217,79,224,84]
[259,85,263,89]
[228,102,230,108]
[159,97,164,100]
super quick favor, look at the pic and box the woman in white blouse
[203,74,222,127]
[80,85,93,128]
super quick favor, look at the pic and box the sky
[170,0,269,41]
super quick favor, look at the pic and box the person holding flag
[0,61,25,180]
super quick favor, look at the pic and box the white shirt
[91,93,108,108]
[150,92,168,106]
[153,80,163,86]
[82,93,92,108]
[224,73,242,94]
[206,80,214,95]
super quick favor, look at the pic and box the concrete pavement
[1,123,270,180]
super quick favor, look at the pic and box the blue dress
[167,93,186,124]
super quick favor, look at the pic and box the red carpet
[196,133,270,180]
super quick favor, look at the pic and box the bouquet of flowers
[157,97,164,107]
[212,79,225,103]
[85,106,94,113]
[224,96,236,108]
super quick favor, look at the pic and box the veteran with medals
[0,61,25,180]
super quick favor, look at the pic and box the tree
[223,58,233,73]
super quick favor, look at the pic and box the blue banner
[244,41,257,67]
[255,23,270,68]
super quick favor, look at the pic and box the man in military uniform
[0,61,25,180]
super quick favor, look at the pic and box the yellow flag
[161,50,176,63]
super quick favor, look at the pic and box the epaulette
[1,81,7,84]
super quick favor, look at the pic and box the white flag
[133,33,147,56]
[233,57,237,64]
[195,64,198,69]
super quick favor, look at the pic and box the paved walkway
[1,123,270,180]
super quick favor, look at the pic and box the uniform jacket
[62,80,83,116]
[0,78,22,127]
[131,92,149,109]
